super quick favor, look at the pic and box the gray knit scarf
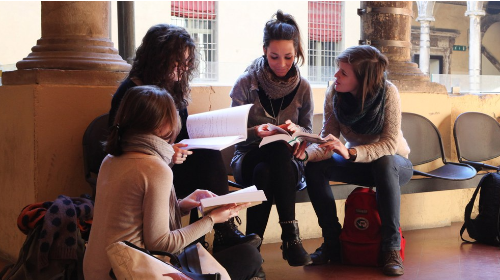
[247,56,300,99]
[121,134,183,231]
[333,81,387,135]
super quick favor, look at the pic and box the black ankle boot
[213,216,262,253]
[253,266,266,279]
[279,220,312,266]
[310,241,341,265]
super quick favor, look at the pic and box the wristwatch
[348,148,357,162]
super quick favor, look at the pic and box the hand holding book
[178,104,253,150]
[198,186,267,214]
[205,202,253,224]
[259,122,326,148]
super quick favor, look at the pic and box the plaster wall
[0,2,41,71]
[482,22,500,75]
[411,2,469,75]
[431,3,469,75]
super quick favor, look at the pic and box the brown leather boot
[382,250,404,276]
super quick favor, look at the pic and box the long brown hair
[128,24,197,109]
[263,10,305,66]
[336,45,388,109]
[106,86,180,156]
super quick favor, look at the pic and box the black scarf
[333,82,386,135]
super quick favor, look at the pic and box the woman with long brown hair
[298,45,413,276]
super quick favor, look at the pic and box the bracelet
[298,150,309,162]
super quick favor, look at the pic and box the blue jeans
[305,154,413,251]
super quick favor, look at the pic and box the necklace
[269,96,285,125]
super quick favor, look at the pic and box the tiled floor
[1,222,499,279]
[260,222,500,280]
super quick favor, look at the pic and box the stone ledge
[2,69,128,86]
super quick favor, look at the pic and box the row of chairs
[311,111,499,181]
[83,112,500,198]
[404,111,500,181]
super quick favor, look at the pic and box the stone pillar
[416,1,436,76]
[358,1,445,93]
[118,1,136,64]
[16,1,129,72]
[466,1,485,93]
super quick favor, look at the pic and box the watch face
[349,148,357,161]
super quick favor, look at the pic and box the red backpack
[339,187,405,266]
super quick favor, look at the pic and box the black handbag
[107,241,221,280]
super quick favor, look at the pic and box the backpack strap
[496,171,500,245]
[460,173,490,243]
[497,204,500,245]
[0,263,14,279]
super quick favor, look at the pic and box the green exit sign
[453,45,467,51]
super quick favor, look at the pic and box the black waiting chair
[82,113,110,199]
[401,112,476,180]
[453,112,500,171]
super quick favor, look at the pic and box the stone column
[17,1,129,71]
[416,1,436,76]
[3,1,130,85]
[466,1,485,93]
[118,1,136,64]
[358,1,445,93]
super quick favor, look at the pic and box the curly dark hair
[128,24,197,109]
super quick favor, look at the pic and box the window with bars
[308,1,343,84]
[171,1,217,81]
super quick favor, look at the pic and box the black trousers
[233,142,298,238]
[214,243,262,280]
[172,149,229,198]
[172,149,229,223]
[305,154,413,251]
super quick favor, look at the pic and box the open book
[199,186,267,214]
[259,123,326,148]
[179,104,253,150]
